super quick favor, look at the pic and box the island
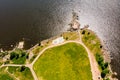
[0,13,117,80]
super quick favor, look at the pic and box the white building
[52,37,64,45]
[18,41,24,49]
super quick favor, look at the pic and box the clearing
[34,42,92,80]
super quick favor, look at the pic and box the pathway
[0,30,101,80]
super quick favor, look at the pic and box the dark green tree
[10,52,16,60]
[20,66,26,72]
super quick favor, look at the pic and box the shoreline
[0,28,117,80]
[0,11,118,79]
[28,28,115,80]
[83,29,111,62]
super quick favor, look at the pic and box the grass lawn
[0,74,14,80]
[62,31,79,40]
[32,46,44,54]
[7,66,34,80]
[33,42,92,80]
[32,41,52,55]
[33,31,79,55]
[81,29,102,54]
[81,29,111,79]
[0,67,14,80]
[10,49,28,64]
[0,66,34,80]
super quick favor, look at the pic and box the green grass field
[33,42,92,80]
[62,31,79,40]
[81,29,102,54]
[9,49,27,64]
[81,29,111,79]
[8,66,34,80]
[0,67,14,80]
[0,74,14,80]
[0,66,34,80]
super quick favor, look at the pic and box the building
[52,37,64,45]
[18,41,24,49]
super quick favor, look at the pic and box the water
[0,0,120,79]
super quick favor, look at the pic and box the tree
[101,69,109,78]
[38,43,41,46]
[82,30,85,34]
[20,66,26,72]
[66,37,68,40]
[15,54,19,59]
[95,53,104,65]
[10,52,16,60]
[100,45,103,48]
[101,71,106,78]
[105,78,110,80]
[21,52,26,57]
[88,32,90,35]
[104,62,108,68]
[26,54,29,59]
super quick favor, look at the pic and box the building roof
[52,37,64,45]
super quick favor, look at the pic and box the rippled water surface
[0,0,120,79]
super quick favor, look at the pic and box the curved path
[31,40,101,80]
[0,30,101,80]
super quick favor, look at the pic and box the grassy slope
[62,31,79,40]
[10,49,27,64]
[7,66,34,80]
[0,66,34,80]
[0,67,14,80]
[34,43,92,80]
[32,31,79,55]
[81,29,110,79]
[0,74,14,80]
[81,29,102,54]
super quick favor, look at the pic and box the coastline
[28,28,114,79]
[83,29,111,62]
[81,28,119,80]
[0,28,117,80]
[0,11,117,79]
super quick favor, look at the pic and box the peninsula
[0,13,116,80]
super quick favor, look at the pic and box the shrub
[100,45,103,48]
[66,37,68,40]
[104,62,108,68]
[21,52,26,57]
[15,54,19,59]
[38,43,41,46]
[88,32,90,35]
[104,78,110,80]
[26,54,29,59]
[20,66,26,72]
[101,71,106,78]
[95,53,104,66]
[95,53,110,79]
[101,69,109,78]
[4,60,10,64]
[10,52,16,60]
[82,30,85,34]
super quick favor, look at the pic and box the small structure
[0,48,3,52]
[52,37,64,45]
[18,41,24,49]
